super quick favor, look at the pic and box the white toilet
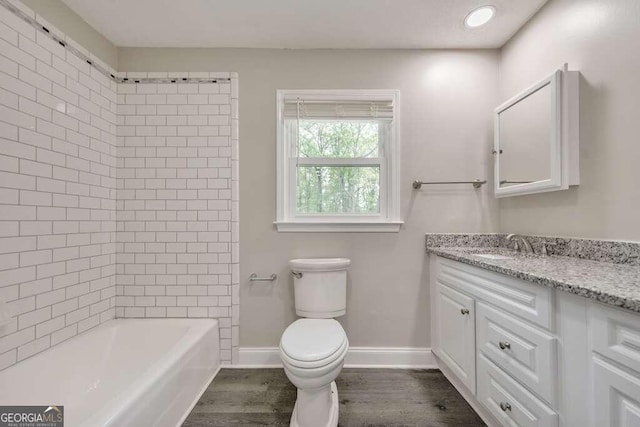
[280,258,351,427]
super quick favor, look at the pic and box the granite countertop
[427,245,640,313]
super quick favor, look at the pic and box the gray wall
[21,0,117,69]
[118,48,500,348]
[498,0,640,240]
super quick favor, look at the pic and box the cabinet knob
[499,402,512,412]
[499,341,511,350]
[460,308,470,315]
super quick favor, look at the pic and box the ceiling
[61,0,549,49]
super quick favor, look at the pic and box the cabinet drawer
[591,302,640,374]
[477,354,558,427]
[438,258,553,329]
[436,284,476,393]
[592,356,640,427]
[477,302,557,404]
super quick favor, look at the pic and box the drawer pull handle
[500,402,512,412]
[499,341,511,350]
[460,308,470,315]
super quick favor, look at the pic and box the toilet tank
[289,258,351,318]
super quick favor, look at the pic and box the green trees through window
[296,121,381,214]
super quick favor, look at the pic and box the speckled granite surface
[425,233,507,249]
[426,235,640,312]
[426,233,640,266]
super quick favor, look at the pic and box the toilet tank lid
[289,258,351,272]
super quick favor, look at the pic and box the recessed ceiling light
[464,6,496,28]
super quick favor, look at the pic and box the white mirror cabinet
[494,65,580,197]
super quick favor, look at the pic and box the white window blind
[282,98,394,120]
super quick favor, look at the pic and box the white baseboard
[345,347,435,368]
[233,347,436,369]
[234,347,283,368]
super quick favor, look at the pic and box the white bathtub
[0,318,220,427]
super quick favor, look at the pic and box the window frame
[275,89,402,233]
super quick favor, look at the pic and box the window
[275,90,402,232]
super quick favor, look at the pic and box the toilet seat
[280,319,347,369]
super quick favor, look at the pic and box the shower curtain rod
[0,0,231,85]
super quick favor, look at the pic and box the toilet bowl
[280,318,348,427]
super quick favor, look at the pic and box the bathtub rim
[80,318,220,427]
[0,318,221,427]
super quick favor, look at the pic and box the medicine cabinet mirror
[494,66,579,197]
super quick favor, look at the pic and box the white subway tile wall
[0,4,117,370]
[0,1,240,368]
[115,74,239,364]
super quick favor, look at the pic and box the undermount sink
[474,253,514,260]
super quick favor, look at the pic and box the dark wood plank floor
[183,368,485,426]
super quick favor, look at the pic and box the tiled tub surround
[116,73,239,364]
[0,3,117,370]
[0,0,239,368]
[426,233,640,312]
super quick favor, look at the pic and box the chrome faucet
[506,234,534,253]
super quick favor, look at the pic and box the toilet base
[290,381,339,427]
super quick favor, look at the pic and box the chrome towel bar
[412,179,487,189]
[249,273,277,282]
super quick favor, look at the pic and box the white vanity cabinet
[476,302,557,404]
[590,303,640,427]
[435,283,476,392]
[592,357,640,427]
[430,254,640,427]
[430,257,558,427]
[477,354,558,427]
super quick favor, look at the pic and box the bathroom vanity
[427,235,640,427]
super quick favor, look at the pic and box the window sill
[274,221,404,233]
